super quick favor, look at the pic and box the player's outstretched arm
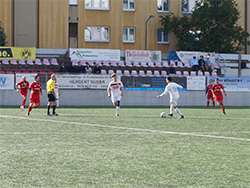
[211,89,215,98]
[16,84,19,92]
[205,87,208,96]
[158,86,168,98]
[176,83,183,89]
[107,88,111,97]
[222,89,227,96]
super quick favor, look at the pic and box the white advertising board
[57,74,121,89]
[187,76,206,90]
[125,50,161,62]
[16,73,37,86]
[0,74,14,90]
[176,51,216,63]
[69,48,120,61]
[208,77,250,91]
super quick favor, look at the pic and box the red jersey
[17,81,29,95]
[29,82,42,95]
[206,84,213,95]
[212,84,224,96]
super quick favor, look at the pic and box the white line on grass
[70,114,250,120]
[0,132,163,135]
[0,114,250,142]
[12,113,250,120]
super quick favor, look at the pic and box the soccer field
[0,107,249,187]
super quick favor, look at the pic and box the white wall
[1,90,249,106]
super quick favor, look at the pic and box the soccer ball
[160,112,166,118]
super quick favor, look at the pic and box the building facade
[0,0,249,55]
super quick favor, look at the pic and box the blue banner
[208,77,250,91]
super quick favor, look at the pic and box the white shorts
[170,98,178,106]
[111,95,121,104]
[55,92,59,99]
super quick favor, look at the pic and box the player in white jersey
[54,78,60,108]
[157,77,184,119]
[107,73,124,117]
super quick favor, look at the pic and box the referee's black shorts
[47,93,56,102]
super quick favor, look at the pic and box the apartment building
[0,0,249,55]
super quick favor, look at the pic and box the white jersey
[108,80,124,96]
[160,82,183,100]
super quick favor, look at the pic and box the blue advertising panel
[208,77,250,91]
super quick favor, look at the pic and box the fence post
[238,54,241,77]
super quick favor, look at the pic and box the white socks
[170,104,173,114]
[56,100,59,107]
[116,107,120,114]
[175,108,183,116]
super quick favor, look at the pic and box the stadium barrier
[0,73,249,106]
[0,89,249,107]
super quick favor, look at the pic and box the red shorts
[207,93,214,100]
[214,94,223,103]
[30,94,40,106]
[20,92,27,97]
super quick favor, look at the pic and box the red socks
[206,101,209,107]
[213,101,215,108]
[222,106,225,113]
[28,106,32,114]
[21,98,26,107]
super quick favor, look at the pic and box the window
[69,0,78,5]
[123,0,135,11]
[123,28,135,43]
[182,0,196,13]
[157,0,169,12]
[157,29,169,44]
[85,27,110,42]
[69,23,78,37]
[85,0,109,10]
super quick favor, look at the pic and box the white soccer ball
[160,112,166,118]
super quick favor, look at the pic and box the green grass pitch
[0,106,249,187]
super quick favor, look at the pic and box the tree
[0,21,7,46]
[160,0,250,53]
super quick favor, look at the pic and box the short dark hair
[193,56,196,58]
[35,75,39,79]
[167,77,172,82]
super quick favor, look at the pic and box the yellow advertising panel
[0,47,36,61]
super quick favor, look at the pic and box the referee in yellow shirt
[47,74,58,116]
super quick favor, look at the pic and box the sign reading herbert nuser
[69,48,120,61]
[56,74,120,89]
[125,50,162,62]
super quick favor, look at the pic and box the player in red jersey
[211,78,227,114]
[27,75,43,116]
[16,76,29,111]
[204,79,216,108]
